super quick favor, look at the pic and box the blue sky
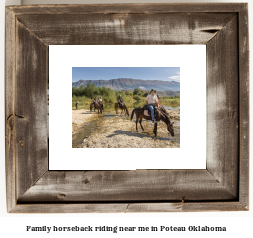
[72,67,180,82]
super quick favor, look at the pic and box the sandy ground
[168,109,180,120]
[72,109,180,148]
[72,109,97,134]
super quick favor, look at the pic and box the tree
[133,88,141,96]
[84,83,97,98]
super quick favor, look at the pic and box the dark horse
[115,102,130,116]
[130,107,174,137]
[98,101,104,112]
[90,102,103,114]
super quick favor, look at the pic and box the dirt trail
[72,109,180,148]
[72,109,97,134]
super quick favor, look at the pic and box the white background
[0,0,252,237]
[49,45,206,170]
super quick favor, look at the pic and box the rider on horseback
[93,97,98,108]
[118,95,123,109]
[145,89,158,124]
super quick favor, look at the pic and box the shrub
[125,90,132,96]
[133,95,141,101]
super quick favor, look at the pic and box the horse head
[167,121,174,136]
[158,110,175,137]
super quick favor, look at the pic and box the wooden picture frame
[5,3,249,213]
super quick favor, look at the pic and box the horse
[98,101,104,112]
[130,106,174,137]
[115,102,130,116]
[90,102,103,114]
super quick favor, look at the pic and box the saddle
[143,105,158,117]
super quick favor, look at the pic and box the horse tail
[131,109,135,121]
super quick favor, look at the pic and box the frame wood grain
[5,3,249,213]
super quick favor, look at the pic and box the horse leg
[136,114,139,132]
[153,123,157,137]
[139,117,144,131]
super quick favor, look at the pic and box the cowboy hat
[150,89,156,93]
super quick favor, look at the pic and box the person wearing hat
[93,97,98,109]
[145,89,158,124]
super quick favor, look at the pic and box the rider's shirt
[145,94,158,105]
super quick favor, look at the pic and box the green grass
[159,96,180,106]
[72,95,91,109]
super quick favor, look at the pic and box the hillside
[72,78,180,91]
[132,90,180,97]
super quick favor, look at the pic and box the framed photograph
[5,3,249,213]
[49,45,206,170]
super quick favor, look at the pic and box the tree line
[72,83,132,103]
[73,84,180,104]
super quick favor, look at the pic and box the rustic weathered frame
[5,3,249,213]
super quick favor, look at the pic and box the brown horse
[130,107,174,137]
[90,102,103,114]
[98,101,104,112]
[115,102,130,116]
